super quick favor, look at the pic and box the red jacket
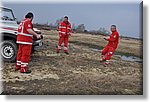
[17,18,33,45]
[106,31,119,49]
[58,21,71,35]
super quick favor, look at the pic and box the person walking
[56,16,71,54]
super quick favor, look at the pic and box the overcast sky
[3,1,142,38]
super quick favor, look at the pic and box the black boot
[64,51,69,55]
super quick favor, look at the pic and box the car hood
[0,20,18,30]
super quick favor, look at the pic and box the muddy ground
[1,30,143,95]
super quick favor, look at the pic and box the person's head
[25,12,34,22]
[111,25,117,32]
[63,16,68,23]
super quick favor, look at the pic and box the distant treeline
[33,23,142,40]
[33,23,109,35]
[17,18,142,40]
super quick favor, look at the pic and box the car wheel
[0,40,18,62]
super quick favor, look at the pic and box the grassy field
[1,30,143,95]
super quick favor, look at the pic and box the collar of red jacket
[24,18,31,22]
[63,21,69,24]
[112,30,117,33]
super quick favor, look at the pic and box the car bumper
[33,39,43,47]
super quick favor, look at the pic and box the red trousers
[57,34,69,52]
[101,45,115,61]
[16,44,32,72]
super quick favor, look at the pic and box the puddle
[113,55,142,63]
[91,48,102,52]
[91,48,142,63]
[121,55,142,63]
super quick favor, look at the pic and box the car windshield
[0,7,15,21]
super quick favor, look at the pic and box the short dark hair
[111,25,116,28]
[64,16,68,19]
[25,12,34,18]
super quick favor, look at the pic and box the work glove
[103,38,107,40]
[36,35,41,39]
[36,35,43,40]
[40,35,43,39]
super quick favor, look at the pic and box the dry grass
[1,30,142,95]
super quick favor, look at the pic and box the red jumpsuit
[57,21,71,52]
[101,31,119,61]
[16,18,33,72]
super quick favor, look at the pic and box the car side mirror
[14,18,17,21]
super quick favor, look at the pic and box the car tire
[0,40,18,62]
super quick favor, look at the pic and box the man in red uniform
[16,12,41,73]
[56,16,71,54]
[101,25,119,66]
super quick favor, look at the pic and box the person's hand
[68,33,71,36]
[36,35,41,39]
[103,37,107,40]
[40,35,43,39]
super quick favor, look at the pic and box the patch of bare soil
[1,30,142,95]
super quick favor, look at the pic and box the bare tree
[54,17,63,28]
[76,24,85,33]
